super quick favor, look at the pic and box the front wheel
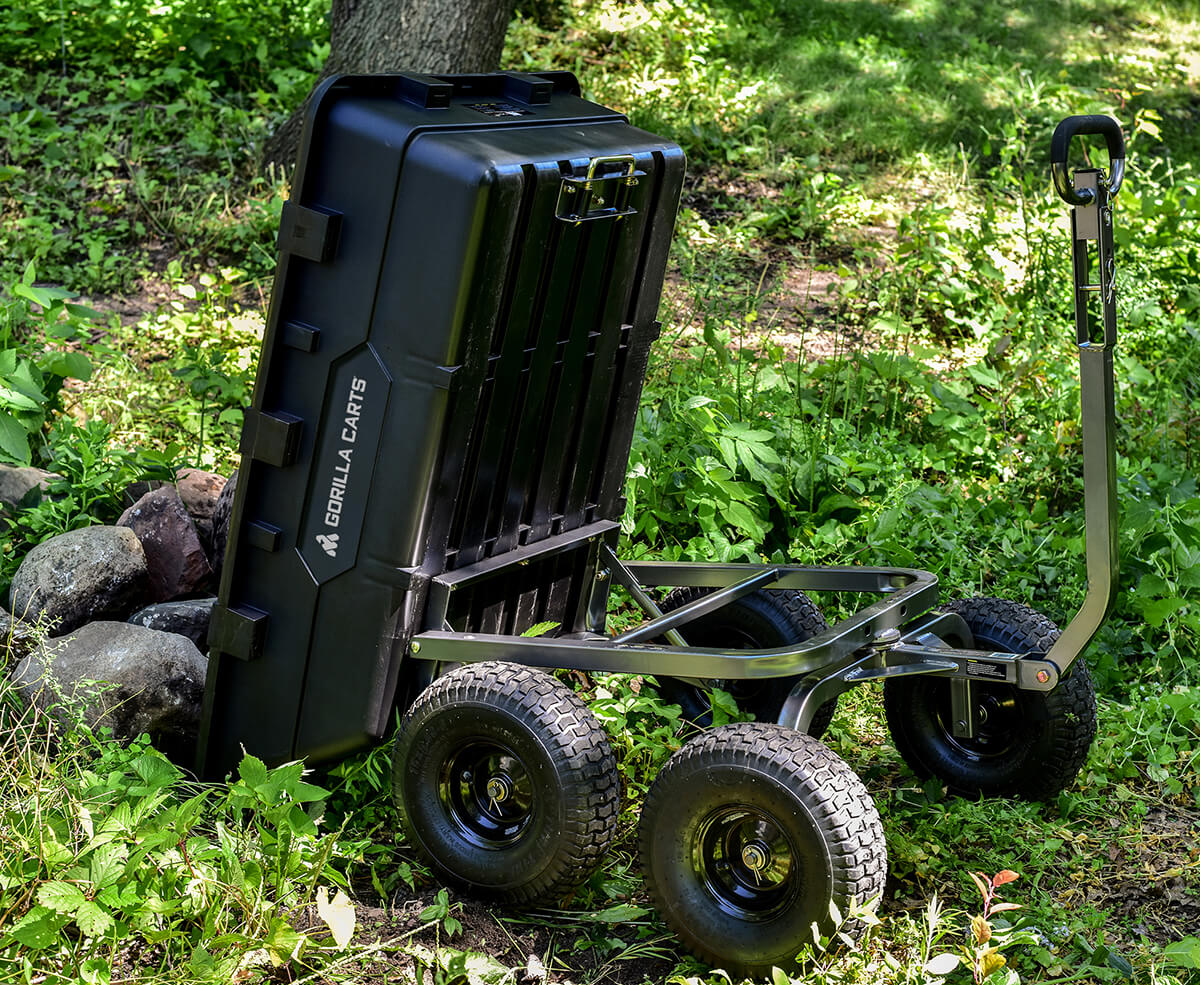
[391,662,620,903]
[639,723,886,977]
[883,597,1097,800]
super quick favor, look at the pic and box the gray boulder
[128,597,217,651]
[9,526,152,636]
[176,468,227,555]
[210,469,237,579]
[0,465,61,512]
[12,621,206,762]
[118,486,213,602]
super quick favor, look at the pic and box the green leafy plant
[0,262,99,464]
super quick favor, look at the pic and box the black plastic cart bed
[197,74,1124,976]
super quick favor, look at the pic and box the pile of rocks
[1,466,238,763]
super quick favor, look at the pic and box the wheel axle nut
[741,843,769,872]
[486,776,511,803]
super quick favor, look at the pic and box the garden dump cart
[197,76,1123,974]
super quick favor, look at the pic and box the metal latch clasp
[556,154,641,224]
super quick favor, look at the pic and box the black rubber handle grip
[1051,115,1125,167]
[1051,115,1125,204]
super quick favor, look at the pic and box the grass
[0,0,1199,982]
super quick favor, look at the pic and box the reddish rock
[175,468,228,554]
[118,486,213,601]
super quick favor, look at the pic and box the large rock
[119,479,169,509]
[0,606,42,668]
[128,597,217,651]
[176,469,227,555]
[210,469,237,580]
[12,621,206,761]
[118,486,213,601]
[0,465,61,512]
[9,526,152,635]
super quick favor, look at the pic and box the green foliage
[587,674,686,802]
[0,262,99,465]
[1,418,176,590]
[0,677,347,982]
[3,0,1199,982]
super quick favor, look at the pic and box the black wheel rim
[694,805,799,921]
[932,683,1024,760]
[439,741,535,849]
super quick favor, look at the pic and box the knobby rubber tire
[654,587,838,737]
[639,722,886,977]
[391,661,619,904]
[883,597,1098,800]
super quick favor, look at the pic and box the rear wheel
[391,662,620,903]
[639,723,886,977]
[654,588,838,737]
[883,597,1097,800]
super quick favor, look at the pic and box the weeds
[1,0,1198,982]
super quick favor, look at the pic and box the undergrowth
[0,0,1197,982]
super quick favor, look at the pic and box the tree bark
[263,0,518,174]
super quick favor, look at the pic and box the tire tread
[393,662,619,904]
[884,597,1097,800]
[640,722,886,975]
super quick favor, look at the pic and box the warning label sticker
[966,660,1008,681]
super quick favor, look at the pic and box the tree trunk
[263,0,518,174]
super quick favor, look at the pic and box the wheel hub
[486,774,512,805]
[440,742,535,849]
[741,840,771,874]
[695,806,799,921]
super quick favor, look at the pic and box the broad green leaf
[133,751,182,790]
[75,901,114,938]
[237,754,269,790]
[0,383,41,411]
[265,916,307,965]
[80,957,111,985]
[290,779,329,804]
[36,880,86,914]
[723,500,765,540]
[65,302,104,320]
[1164,936,1200,969]
[316,886,356,949]
[0,409,31,464]
[9,359,48,402]
[286,802,318,836]
[1140,597,1188,628]
[8,906,68,949]
[584,903,650,923]
[0,349,16,374]
[188,947,219,981]
[41,350,92,381]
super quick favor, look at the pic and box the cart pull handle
[1051,115,1125,205]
